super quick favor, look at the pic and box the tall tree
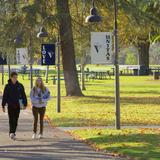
[120,0,160,75]
[56,0,83,96]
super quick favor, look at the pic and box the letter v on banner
[91,32,112,64]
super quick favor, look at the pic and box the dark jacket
[2,79,27,108]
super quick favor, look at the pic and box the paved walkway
[0,109,120,160]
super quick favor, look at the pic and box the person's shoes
[38,134,43,139]
[32,133,36,139]
[10,133,16,140]
[14,133,16,139]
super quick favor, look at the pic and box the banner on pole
[0,53,7,65]
[91,32,112,64]
[41,44,55,65]
[16,48,29,65]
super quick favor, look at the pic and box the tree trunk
[137,38,150,75]
[81,56,86,91]
[56,0,83,96]
[8,64,11,79]
[1,65,4,85]
[8,55,11,79]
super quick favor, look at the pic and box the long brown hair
[33,77,46,95]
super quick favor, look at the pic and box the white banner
[91,32,112,64]
[16,48,29,65]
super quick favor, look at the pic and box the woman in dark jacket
[2,72,27,140]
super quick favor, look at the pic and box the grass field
[0,72,160,127]
[46,76,160,127]
[70,128,160,160]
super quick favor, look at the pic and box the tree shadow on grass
[50,117,114,127]
[86,133,160,160]
[84,96,160,105]
[85,87,160,97]
[99,90,160,95]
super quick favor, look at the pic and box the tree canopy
[1,0,160,91]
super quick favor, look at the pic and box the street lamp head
[85,7,102,23]
[37,27,48,38]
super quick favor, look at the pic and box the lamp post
[29,31,33,89]
[45,65,49,83]
[37,26,61,113]
[7,53,10,79]
[56,35,61,113]
[0,51,6,85]
[113,0,120,129]
[2,64,4,85]
[85,0,120,129]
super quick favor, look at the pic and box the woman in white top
[30,77,50,139]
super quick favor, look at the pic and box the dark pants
[32,107,46,134]
[8,107,20,134]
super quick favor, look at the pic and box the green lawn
[70,128,160,160]
[46,76,160,127]
[0,73,160,127]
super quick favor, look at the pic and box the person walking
[30,77,50,139]
[2,72,27,140]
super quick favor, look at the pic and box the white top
[30,87,50,108]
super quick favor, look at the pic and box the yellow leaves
[140,128,146,134]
